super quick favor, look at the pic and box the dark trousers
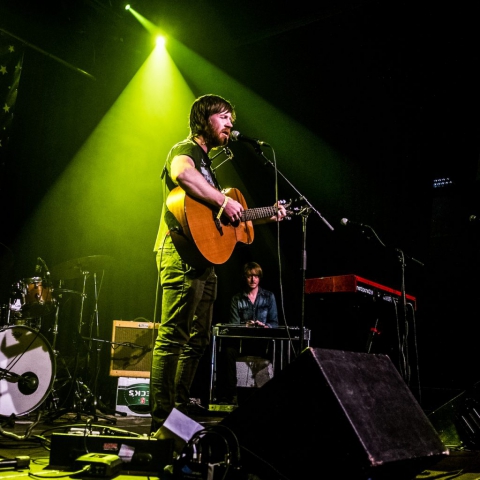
[150,238,217,431]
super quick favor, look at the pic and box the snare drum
[0,325,56,417]
[9,277,55,321]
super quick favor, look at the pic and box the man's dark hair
[243,261,263,279]
[189,94,236,138]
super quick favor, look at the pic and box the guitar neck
[242,206,277,222]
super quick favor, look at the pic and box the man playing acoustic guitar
[150,94,287,433]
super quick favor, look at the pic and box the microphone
[18,373,39,394]
[230,130,270,147]
[340,218,367,228]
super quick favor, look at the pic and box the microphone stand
[255,147,334,352]
[354,223,424,386]
[393,246,424,388]
[76,335,136,420]
[81,336,152,417]
[82,336,152,352]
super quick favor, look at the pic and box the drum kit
[0,255,115,421]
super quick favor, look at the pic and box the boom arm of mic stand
[258,150,334,231]
[82,337,147,349]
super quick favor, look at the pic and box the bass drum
[0,325,56,417]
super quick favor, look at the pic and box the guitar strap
[201,148,223,191]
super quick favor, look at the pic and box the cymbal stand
[88,272,114,422]
[69,270,92,420]
[86,272,97,367]
[43,289,82,422]
[78,270,89,334]
[50,289,61,352]
[66,276,114,423]
[44,272,115,423]
[45,286,87,416]
[46,299,71,414]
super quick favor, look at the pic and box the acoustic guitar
[166,186,292,267]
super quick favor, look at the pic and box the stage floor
[0,407,479,480]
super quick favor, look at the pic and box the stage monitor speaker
[220,347,448,480]
[110,320,158,377]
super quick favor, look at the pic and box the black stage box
[49,433,173,475]
[220,347,448,480]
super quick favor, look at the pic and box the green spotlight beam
[163,36,346,202]
[127,7,163,36]
[18,39,194,275]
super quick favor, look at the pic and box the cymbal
[54,288,84,296]
[51,255,115,280]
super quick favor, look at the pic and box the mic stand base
[72,380,117,425]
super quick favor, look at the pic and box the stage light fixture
[155,36,166,48]
[125,4,164,40]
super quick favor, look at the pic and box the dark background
[1,0,480,413]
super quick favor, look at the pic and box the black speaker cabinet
[220,348,448,480]
[110,320,158,377]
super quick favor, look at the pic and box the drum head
[0,325,56,417]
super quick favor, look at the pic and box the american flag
[0,30,24,161]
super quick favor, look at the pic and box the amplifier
[49,433,173,475]
[110,320,158,377]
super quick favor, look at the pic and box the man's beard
[204,123,227,147]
